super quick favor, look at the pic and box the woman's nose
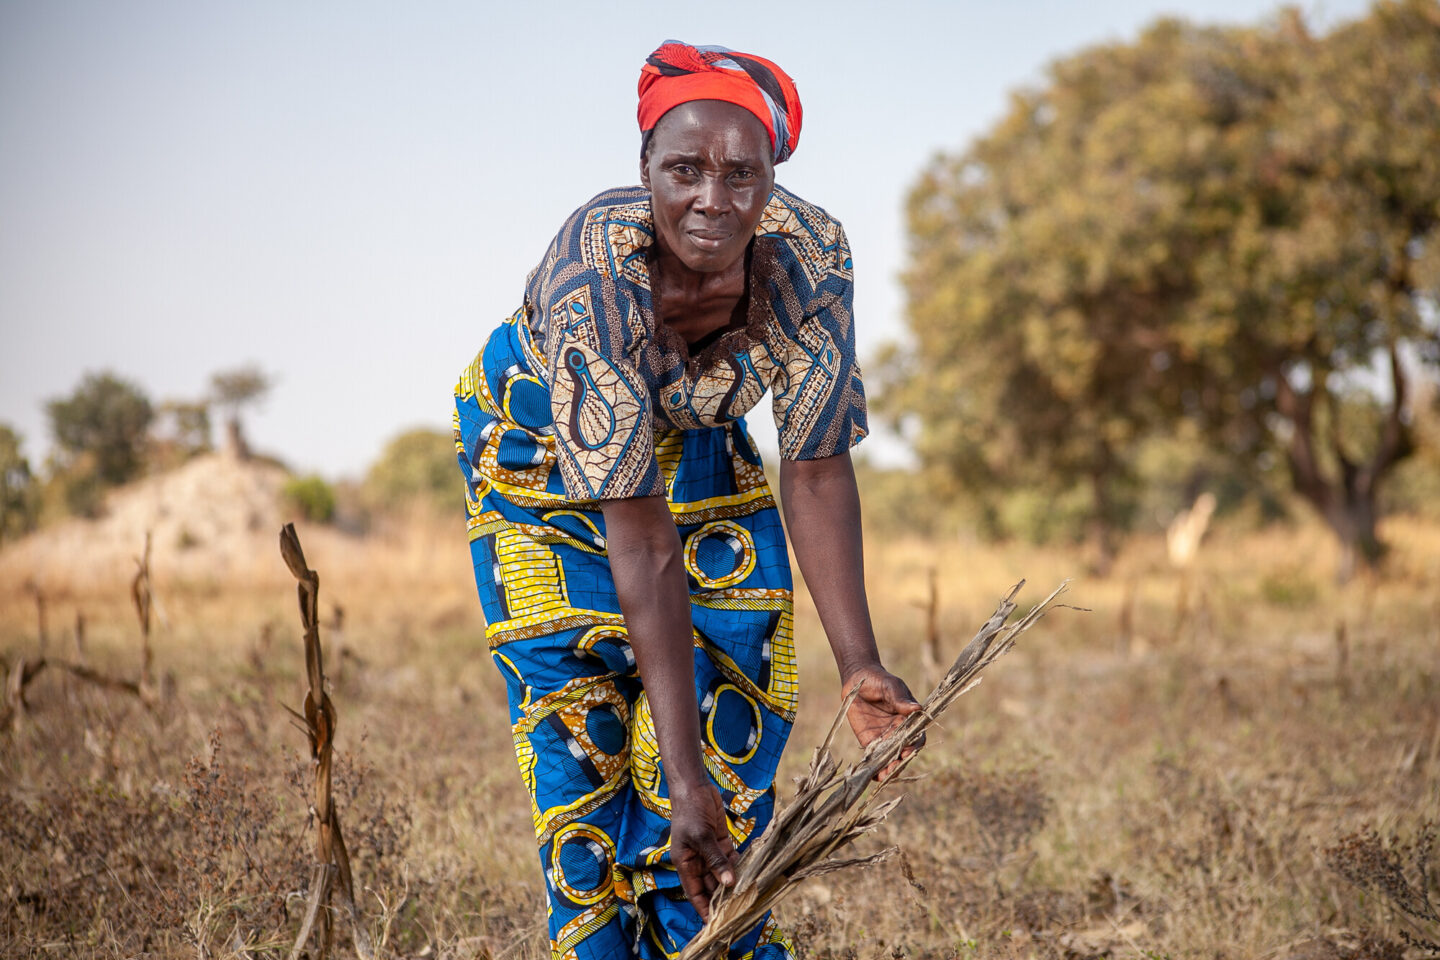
[694,176,730,216]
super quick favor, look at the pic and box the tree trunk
[1323,486,1383,585]
[1087,468,1116,578]
[224,416,251,461]
[1274,344,1410,585]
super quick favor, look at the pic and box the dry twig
[132,532,158,704]
[280,523,372,960]
[3,545,163,728]
[680,580,1071,960]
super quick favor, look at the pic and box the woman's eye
[672,164,697,177]
[731,170,754,182]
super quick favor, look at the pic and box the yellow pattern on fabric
[693,630,797,720]
[556,901,620,960]
[737,916,794,960]
[705,682,762,764]
[539,510,607,553]
[767,613,799,711]
[495,529,569,619]
[629,693,670,819]
[653,430,685,499]
[487,609,628,648]
[512,676,636,845]
[550,822,617,906]
[690,588,791,610]
[666,487,776,526]
[684,521,757,590]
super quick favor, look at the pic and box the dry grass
[1,508,1438,959]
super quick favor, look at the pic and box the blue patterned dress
[454,185,865,959]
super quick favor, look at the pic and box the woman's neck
[648,238,752,343]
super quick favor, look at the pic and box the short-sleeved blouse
[524,184,867,502]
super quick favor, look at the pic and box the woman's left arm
[779,451,923,760]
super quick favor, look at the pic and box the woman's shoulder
[539,186,656,281]
[756,185,853,290]
[758,185,845,237]
[562,185,653,228]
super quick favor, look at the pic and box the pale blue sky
[0,0,1369,477]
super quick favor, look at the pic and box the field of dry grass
[2,504,1438,959]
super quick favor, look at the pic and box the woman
[455,41,920,960]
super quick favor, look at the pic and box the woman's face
[641,100,775,274]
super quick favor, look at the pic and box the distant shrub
[995,484,1094,546]
[364,428,458,509]
[46,371,153,487]
[44,453,108,521]
[0,423,39,544]
[283,474,336,524]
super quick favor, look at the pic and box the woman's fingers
[673,785,739,920]
[678,862,710,919]
[878,674,922,711]
[678,845,735,918]
[709,858,735,888]
[843,667,929,781]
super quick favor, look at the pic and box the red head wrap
[637,41,803,164]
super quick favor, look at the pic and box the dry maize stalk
[680,580,1070,960]
[280,523,372,960]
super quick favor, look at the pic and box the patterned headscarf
[637,41,803,164]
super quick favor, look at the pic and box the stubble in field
[1,508,1437,958]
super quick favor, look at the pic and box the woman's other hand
[842,664,924,780]
[669,781,738,920]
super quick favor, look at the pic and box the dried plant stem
[280,523,372,960]
[3,656,47,730]
[3,538,162,730]
[132,532,157,705]
[914,568,942,689]
[680,580,1071,960]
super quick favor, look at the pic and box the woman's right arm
[601,495,737,919]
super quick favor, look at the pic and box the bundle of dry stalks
[680,579,1070,960]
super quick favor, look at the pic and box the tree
[164,400,212,454]
[887,1,1439,578]
[149,399,213,468]
[209,365,271,459]
[0,424,38,545]
[365,428,459,508]
[46,371,154,487]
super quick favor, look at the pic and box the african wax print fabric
[524,184,867,503]
[455,314,796,959]
[454,184,863,958]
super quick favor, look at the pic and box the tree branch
[1362,341,1414,492]
[1273,363,1330,511]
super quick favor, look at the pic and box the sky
[0,0,1372,479]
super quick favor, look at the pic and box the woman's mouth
[687,229,731,250]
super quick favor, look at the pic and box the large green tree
[46,371,155,487]
[887,1,1439,578]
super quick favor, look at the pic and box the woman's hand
[842,664,924,780]
[669,781,738,920]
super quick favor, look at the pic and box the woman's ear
[639,152,652,190]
